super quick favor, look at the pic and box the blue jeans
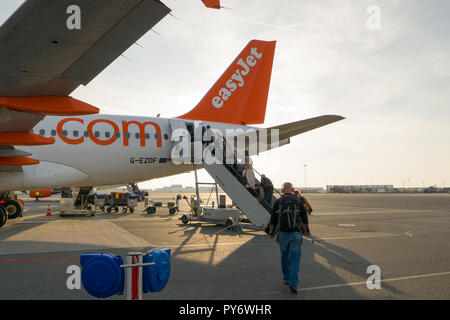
[276,231,303,287]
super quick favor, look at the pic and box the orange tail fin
[178,40,276,125]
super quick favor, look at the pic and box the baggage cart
[94,194,108,210]
[144,197,180,215]
[106,192,138,214]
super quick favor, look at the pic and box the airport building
[150,184,194,192]
[327,185,449,194]
[327,185,395,193]
[295,187,325,193]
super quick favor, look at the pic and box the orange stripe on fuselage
[122,120,162,147]
[54,118,162,148]
[57,118,84,145]
[88,119,120,146]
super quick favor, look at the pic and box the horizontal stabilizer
[225,115,345,155]
[269,115,345,141]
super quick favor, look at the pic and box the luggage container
[106,192,138,214]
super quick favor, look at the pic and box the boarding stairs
[167,119,279,229]
[202,141,280,229]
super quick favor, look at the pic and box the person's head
[245,163,252,169]
[261,174,266,179]
[281,182,294,194]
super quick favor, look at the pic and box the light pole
[304,164,307,190]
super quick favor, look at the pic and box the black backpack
[275,196,306,233]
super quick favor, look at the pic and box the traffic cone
[46,204,51,216]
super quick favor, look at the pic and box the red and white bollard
[121,252,155,300]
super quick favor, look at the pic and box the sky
[1,0,449,190]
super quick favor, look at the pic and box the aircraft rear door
[168,119,203,164]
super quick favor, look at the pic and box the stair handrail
[251,166,282,198]
[204,134,279,211]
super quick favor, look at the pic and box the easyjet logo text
[56,118,162,147]
[212,47,262,109]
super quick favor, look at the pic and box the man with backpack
[267,182,308,294]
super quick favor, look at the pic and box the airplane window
[154,133,159,140]
[51,130,56,136]
[39,129,45,136]
[135,133,140,139]
[29,129,34,133]
[62,130,68,137]
[145,133,150,139]
[164,134,169,140]
[94,131,100,138]
[115,132,120,138]
[105,132,110,138]
[84,131,89,138]
[73,130,79,137]
[125,132,131,139]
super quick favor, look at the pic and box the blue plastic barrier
[80,253,124,298]
[80,248,171,299]
[143,248,171,293]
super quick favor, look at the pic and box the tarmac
[0,193,449,300]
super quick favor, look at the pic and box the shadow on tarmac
[0,202,405,299]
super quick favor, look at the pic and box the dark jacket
[270,193,308,233]
[260,176,274,194]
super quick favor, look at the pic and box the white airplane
[0,0,344,227]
